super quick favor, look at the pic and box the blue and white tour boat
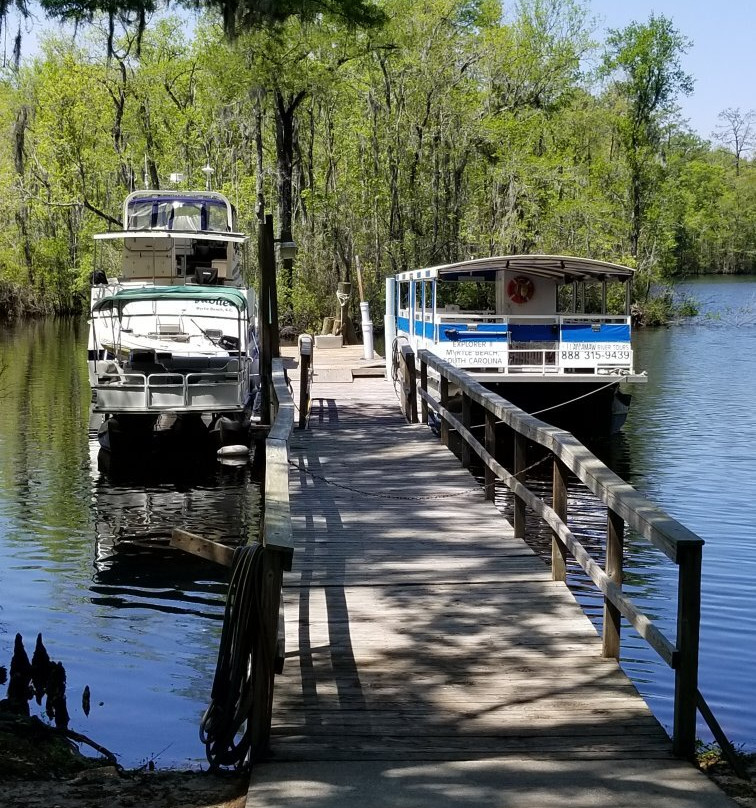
[386,255,646,434]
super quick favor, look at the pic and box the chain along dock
[227,342,738,808]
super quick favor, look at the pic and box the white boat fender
[217,444,250,457]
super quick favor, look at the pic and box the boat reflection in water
[89,438,260,615]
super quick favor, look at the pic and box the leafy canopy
[37,0,385,40]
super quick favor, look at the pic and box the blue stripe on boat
[561,324,630,343]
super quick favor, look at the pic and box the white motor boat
[87,190,258,454]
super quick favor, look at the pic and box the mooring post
[603,508,624,659]
[257,214,279,424]
[513,432,527,538]
[297,334,312,429]
[673,542,703,758]
[551,457,568,582]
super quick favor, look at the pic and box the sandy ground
[0,767,248,808]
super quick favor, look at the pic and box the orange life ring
[507,275,535,304]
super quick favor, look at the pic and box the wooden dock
[247,345,735,807]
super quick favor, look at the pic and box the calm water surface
[503,275,756,750]
[0,318,260,768]
[621,276,756,749]
[1,278,755,766]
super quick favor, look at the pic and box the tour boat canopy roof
[396,255,636,283]
[93,230,247,244]
[91,285,249,312]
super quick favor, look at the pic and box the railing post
[551,457,568,582]
[603,508,624,659]
[399,346,417,424]
[484,409,496,501]
[513,432,526,538]
[419,356,428,425]
[460,393,472,468]
[297,334,312,429]
[249,547,284,759]
[440,374,449,447]
[673,543,702,758]
[407,350,417,423]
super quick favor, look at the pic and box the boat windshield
[126,198,230,232]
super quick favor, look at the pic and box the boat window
[171,203,202,232]
[206,201,229,232]
[154,201,173,229]
[398,282,409,311]
[443,281,495,311]
[127,201,154,230]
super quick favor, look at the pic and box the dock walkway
[247,346,735,807]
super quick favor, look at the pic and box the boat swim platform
[248,346,735,808]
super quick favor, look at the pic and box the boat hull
[443,379,631,437]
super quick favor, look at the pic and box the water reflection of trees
[0,320,92,547]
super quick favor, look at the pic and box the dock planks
[247,348,735,807]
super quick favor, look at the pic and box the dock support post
[484,410,496,501]
[673,543,702,758]
[513,433,527,538]
[551,458,568,582]
[297,334,312,429]
[249,547,284,760]
[439,375,449,447]
[603,508,624,659]
[419,357,428,424]
[258,214,279,424]
[399,345,417,424]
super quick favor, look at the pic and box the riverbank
[1,753,755,808]
[0,279,83,320]
[0,769,247,808]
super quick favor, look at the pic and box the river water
[0,318,260,768]
[620,276,756,750]
[1,277,755,767]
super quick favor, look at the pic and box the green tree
[600,14,693,264]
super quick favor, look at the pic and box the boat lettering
[560,342,631,363]
[441,344,506,366]
[200,298,233,307]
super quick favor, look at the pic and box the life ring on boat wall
[507,276,535,305]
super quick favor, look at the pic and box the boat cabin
[93,191,246,286]
[389,255,642,382]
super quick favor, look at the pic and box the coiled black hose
[200,543,264,770]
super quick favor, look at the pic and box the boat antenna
[202,164,214,191]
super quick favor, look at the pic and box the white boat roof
[396,255,635,283]
[93,230,247,244]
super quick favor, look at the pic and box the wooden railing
[399,348,737,765]
[251,357,295,755]
[170,357,294,765]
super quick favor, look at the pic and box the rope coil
[200,543,264,771]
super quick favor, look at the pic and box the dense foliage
[0,0,754,324]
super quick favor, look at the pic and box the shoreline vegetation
[0,275,709,328]
[0,3,752,333]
